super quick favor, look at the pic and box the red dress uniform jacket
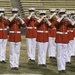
[55,19,69,43]
[73,24,75,37]
[24,17,37,38]
[48,17,57,37]
[8,18,26,42]
[35,20,49,42]
[0,17,9,39]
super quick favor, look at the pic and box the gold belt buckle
[33,27,35,29]
[15,31,17,33]
[43,31,46,33]
[63,32,65,34]
[33,26,35,29]
[2,28,4,30]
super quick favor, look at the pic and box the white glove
[38,15,46,23]
[57,14,66,22]
[31,12,35,16]
[2,16,8,19]
[32,15,40,19]
[13,13,18,17]
[55,15,59,20]
[62,14,66,18]
[74,21,75,25]
[27,12,35,19]
[0,13,4,17]
[66,17,74,25]
[9,16,14,22]
[9,14,17,22]
[45,18,51,26]
[50,12,56,19]
[17,17,25,24]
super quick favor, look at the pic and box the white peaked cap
[1,8,5,11]
[66,11,71,15]
[39,10,46,14]
[28,8,35,11]
[0,8,5,11]
[50,8,56,12]
[58,8,66,13]
[71,11,75,14]
[12,8,18,11]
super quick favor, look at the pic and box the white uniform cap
[0,8,5,12]
[50,8,56,12]
[58,8,66,13]
[66,11,71,15]
[28,8,35,11]
[12,8,18,12]
[39,10,46,14]
[71,11,75,14]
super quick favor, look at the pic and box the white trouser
[0,39,7,61]
[56,43,67,71]
[37,42,48,65]
[48,37,56,57]
[73,38,75,55]
[26,38,36,60]
[9,42,21,68]
[66,42,72,62]
[69,40,74,56]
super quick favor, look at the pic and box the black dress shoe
[39,64,46,67]
[2,61,6,63]
[50,57,56,59]
[71,56,75,58]
[59,70,62,73]
[29,59,35,62]
[50,57,53,59]
[52,57,56,59]
[11,67,18,70]
[66,62,71,64]
[59,70,66,73]
[62,70,66,73]
[14,67,18,70]
[42,64,47,67]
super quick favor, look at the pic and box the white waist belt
[67,30,73,32]
[52,28,56,30]
[37,30,48,33]
[0,28,7,30]
[27,27,37,29]
[57,31,68,34]
[10,31,21,33]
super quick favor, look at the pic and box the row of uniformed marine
[0,7,75,73]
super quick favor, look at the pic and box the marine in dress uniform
[72,16,75,56]
[72,12,75,56]
[69,11,75,57]
[55,9,70,73]
[48,8,57,59]
[9,8,26,69]
[35,10,51,66]
[66,11,75,63]
[0,8,9,63]
[24,8,38,62]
